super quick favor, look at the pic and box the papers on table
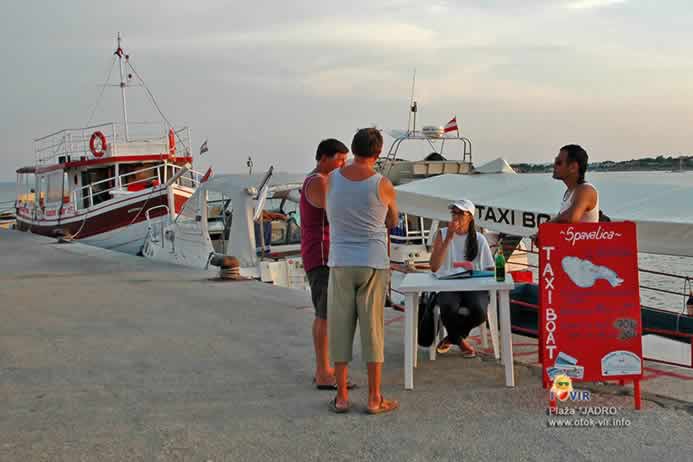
[433,270,495,280]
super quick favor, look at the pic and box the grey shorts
[307,266,329,320]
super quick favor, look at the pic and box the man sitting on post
[550,144,599,223]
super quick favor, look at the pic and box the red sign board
[539,222,642,388]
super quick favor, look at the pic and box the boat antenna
[125,49,191,155]
[115,32,130,142]
[407,69,417,135]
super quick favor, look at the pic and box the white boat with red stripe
[14,34,205,254]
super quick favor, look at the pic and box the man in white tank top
[551,144,599,223]
[325,128,400,415]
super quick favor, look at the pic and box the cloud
[563,0,627,9]
[1,0,693,180]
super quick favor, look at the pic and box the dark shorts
[307,266,329,320]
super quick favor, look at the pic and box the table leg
[404,293,418,390]
[487,290,500,360]
[499,289,515,387]
[413,300,419,369]
[429,305,439,361]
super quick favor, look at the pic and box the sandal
[328,397,350,414]
[436,337,453,354]
[313,377,358,390]
[366,396,399,415]
[459,339,477,358]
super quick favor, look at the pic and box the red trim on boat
[17,187,191,223]
[16,195,169,238]
[17,156,193,174]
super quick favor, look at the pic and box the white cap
[449,199,475,216]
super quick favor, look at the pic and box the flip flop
[366,396,399,415]
[328,398,350,414]
[313,378,358,390]
[436,337,452,354]
[459,339,477,358]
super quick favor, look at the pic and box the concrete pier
[1,229,692,461]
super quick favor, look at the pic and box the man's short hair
[316,138,349,161]
[351,128,383,158]
[560,144,589,184]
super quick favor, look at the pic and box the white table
[397,272,516,389]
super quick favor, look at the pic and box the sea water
[1,179,690,312]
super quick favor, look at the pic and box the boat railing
[168,163,202,189]
[0,199,15,213]
[145,205,171,247]
[34,122,191,165]
[384,131,473,163]
[70,163,203,211]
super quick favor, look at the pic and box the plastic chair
[427,292,500,361]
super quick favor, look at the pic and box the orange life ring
[168,128,176,156]
[89,131,108,158]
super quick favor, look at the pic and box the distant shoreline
[512,156,691,174]
[513,168,692,174]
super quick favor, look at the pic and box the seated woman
[429,199,495,357]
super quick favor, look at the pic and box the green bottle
[495,249,506,282]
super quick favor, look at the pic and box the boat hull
[16,187,191,255]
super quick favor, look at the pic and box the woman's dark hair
[316,138,348,161]
[560,144,589,184]
[351,128,383,158]
[465,215,479,261]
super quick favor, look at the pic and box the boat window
[263,196,301,246]
[120,163,159,189]
[175,192,204,236]
[207,193,232,230]
[407,214,422,234]
[280,197,300,226]
[63,173,69,203]
[82,167,115,206]
[37,176,47,206]
[16,173,35,206]
[45,171,64,204]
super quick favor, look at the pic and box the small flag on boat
[200,167,213,183]
[199,139,208,155]
[444,116,458,133]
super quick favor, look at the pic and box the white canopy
[474,157,517,174]
[396,170,693,257]
[202,172,305,194]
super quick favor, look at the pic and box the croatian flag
[200,167,213,183]
[444,116,458,133]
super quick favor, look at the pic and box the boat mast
[407,69,417,135]
[116,32,130,142]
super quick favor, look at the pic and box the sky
[1,0,692,180]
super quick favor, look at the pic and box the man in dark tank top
[300,139,349,390]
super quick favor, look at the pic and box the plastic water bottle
[495,249,506,282]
